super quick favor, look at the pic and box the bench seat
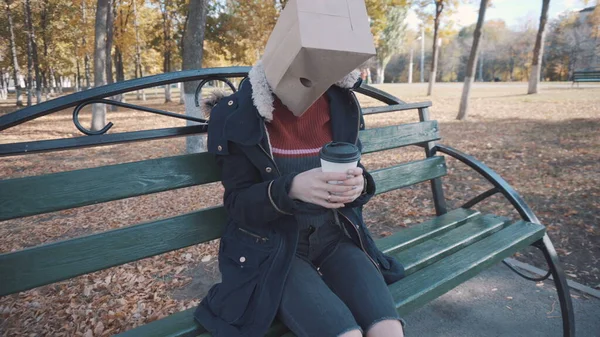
[115,208,545,337]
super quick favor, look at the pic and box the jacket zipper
[345,92,379,271]
[237,227,269,244]
[318,210,381,274]
[315,92,366,274]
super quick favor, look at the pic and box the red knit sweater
[266,95,333,161]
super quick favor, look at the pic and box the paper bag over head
[261,0,376,116]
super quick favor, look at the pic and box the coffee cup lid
[320,142,361,163]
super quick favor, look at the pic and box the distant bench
[572,69,600,86]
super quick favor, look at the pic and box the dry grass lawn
[0,82,599,336]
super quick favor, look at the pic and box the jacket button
[217,145,223,151]
[227,100,234,106]
[239,256,246,263]
[265,167,272,173]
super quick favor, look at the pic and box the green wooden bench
[572,69,600,86]
[0,67,575,336]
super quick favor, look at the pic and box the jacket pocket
[235,226,272,247]
[211,236,272,325]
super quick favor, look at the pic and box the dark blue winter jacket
[193,64,405,337]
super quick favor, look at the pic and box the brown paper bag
[262,0,376,116]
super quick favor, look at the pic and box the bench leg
[535,234,576,337]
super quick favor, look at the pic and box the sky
[406,0,593,30]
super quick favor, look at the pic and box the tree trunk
[408,48,414,84]
[41,71,48,100]
[59,75,64,93]
[457,0,488,120]
[427,1,444,96]
[92,0,109,132]
[82,0,91,89]
[113,0,126,103]
[178,82,184,104]
[5,0,24,106]
[114,46,126,103]
[24,0,33,106]
[528,0,550,94]
[25,0,42,103]
[162,0,172,103]
[106,0,114,85]
[106,0,118,111]
[478,50,484,82]
[0,68,7,100]
[49,68,56,96]
[182,0,208,153]
[75,50,81,92]
[375,64,383,84]
[133,0,146,101]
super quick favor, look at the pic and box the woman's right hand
[288,168,358,208]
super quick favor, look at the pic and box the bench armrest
[433,144,541,225]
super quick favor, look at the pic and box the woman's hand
[289,167,365,208]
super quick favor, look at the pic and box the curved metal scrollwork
[73,99,208,136]
[193,77,238,108]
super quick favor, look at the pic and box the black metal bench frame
[0,67,575,336]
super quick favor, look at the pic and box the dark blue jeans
[277,220,402,337]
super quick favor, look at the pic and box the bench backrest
[572,70,600,81]
[0,69,446,297]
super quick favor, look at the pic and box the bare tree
[528,0,551,94]
[4,0,24,106]
[92,0,109,132]
[457,0,488,120]
[427,0,444,96]
[182,0,208,153]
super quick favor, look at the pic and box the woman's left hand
[332,167,364,204]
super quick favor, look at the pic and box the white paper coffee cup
[320,159,359,173]
[319,142,361,183]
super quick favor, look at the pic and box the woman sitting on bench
[194,1,406,336]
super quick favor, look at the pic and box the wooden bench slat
[391,220,546,316]
[393,214,510,275]
[361,101,432,115]
[372,156,447,195]
[113,306,289,337]
[0,207,226,296]
[360,121,439,154]
[375,208,480,253]
[0,152,221,221]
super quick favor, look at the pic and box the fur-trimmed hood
[201,61,361,121]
